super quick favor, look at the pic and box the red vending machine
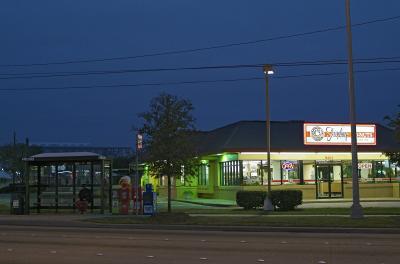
[118,176,131,214]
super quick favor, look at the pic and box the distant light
[267,70,274,75]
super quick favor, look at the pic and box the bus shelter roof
[23,152,108,164]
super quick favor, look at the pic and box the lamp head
[263,64,274,75]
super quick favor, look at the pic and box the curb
[1,220,399,235]
[1,216,400,235]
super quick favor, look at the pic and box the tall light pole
[345,0,363,219]
[263,65,274,211]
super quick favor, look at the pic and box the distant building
[31,143,134,158]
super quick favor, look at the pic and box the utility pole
[12,131,17,184]
[13,131,16,146]
[263,65,274,211]
[345,0,363,219]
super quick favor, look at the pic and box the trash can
[10,184,26,215]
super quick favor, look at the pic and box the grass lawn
[0,204,9,214]
[88,213,400,228]
[87,206,400,228]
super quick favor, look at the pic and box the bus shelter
[23,152,112,214]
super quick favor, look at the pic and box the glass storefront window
[343,160,393,183]
[242,160,282,185]
[220,161,241,186]
[374,160,391,182]
[270,161,281,185]
[358,161,374,183]
[342,161,352,184]
[281,160,299,184]
[160,175,175,187]
[198,163,209,186]
[242,161,262,185]
[390,163,400,182]
[219,158,397,187]
[303,161,315,184]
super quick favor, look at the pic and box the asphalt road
[0,226,399,264]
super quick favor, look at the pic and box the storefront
[150,121,400,201]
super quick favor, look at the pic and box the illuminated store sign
[358,162,373,169]
[281,161,295,170]
[304,123,376,145]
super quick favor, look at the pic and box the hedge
[268,190,302,211]
[236,191,267,209]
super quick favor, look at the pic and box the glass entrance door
[316,164,343,198]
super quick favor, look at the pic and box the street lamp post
[135,133,143,215]
[345,0,363,218]
[263,65,274,211]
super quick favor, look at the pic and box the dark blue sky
[0,0,399,147]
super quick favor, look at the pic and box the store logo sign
[304,123,376,145]
[310,126,324,141]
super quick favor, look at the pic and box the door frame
[315,162,344,199]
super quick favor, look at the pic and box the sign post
[135,133,143,215]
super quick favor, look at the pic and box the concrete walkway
[300,201,400,208]
[187,214,397,217]
[174,197,400,208]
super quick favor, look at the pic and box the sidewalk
[174,197,400,208]
[173,198,236,207]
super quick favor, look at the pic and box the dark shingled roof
[196,120,400,155]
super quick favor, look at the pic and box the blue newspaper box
[142,184,156,215]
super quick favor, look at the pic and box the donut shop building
[156,120,400,200]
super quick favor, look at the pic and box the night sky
[0,0,399,147]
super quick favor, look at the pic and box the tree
[0,143,42,182]
[384,106,400,165]
[112,156,133,169]
[138,93,198,212]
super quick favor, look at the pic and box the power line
[1,66,399,92]
[1,14,400,68]
[1,57,400,80]
[274,66,400,79]
[2,55,400,76]
[0,77,263,91]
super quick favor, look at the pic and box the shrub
[236,191,267,210]
[268,190,302,211]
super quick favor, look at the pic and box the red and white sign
[281,161,295,170]
[304,123,376,145]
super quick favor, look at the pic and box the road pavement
[0,225,399,264]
